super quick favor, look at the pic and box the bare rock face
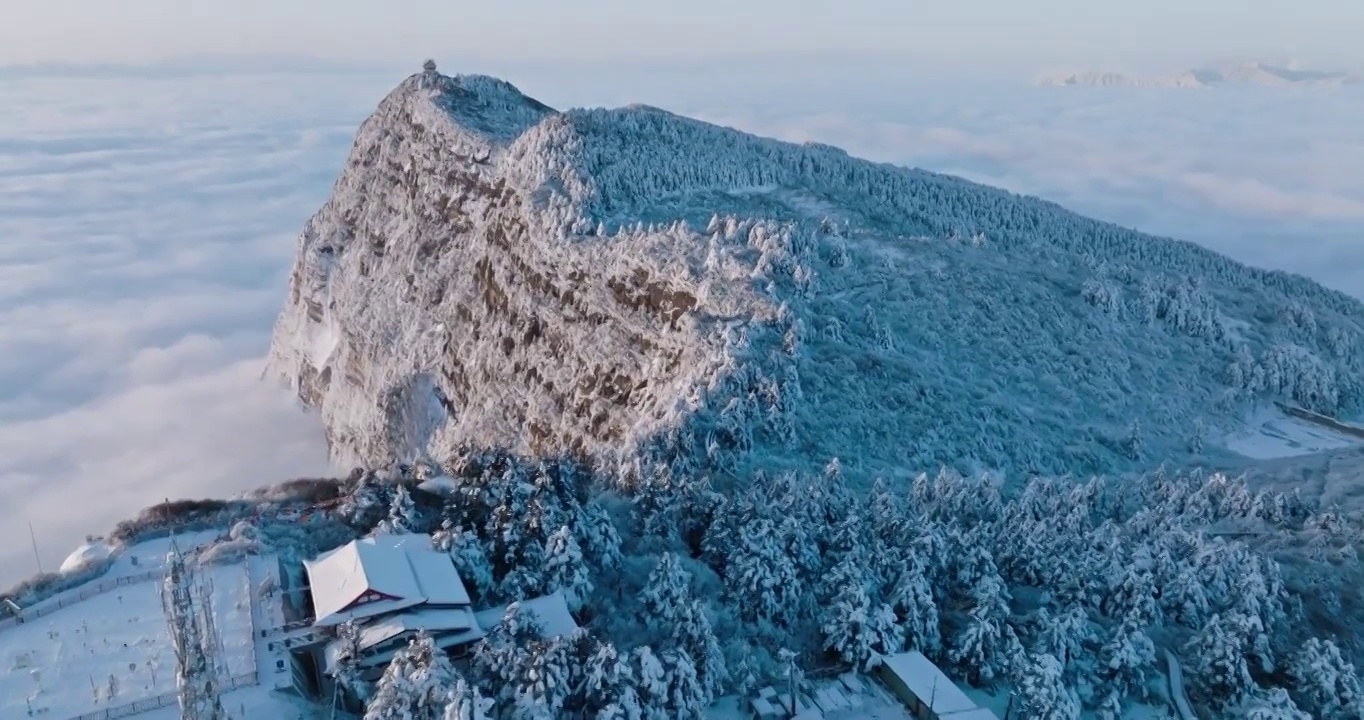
[269,68,1364,484]
[267,70,776,473]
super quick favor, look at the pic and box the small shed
[877,652,1000,720]
[474,590,580,639]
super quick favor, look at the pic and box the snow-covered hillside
[268,65,1364,486]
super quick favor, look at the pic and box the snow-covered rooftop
[878,651,982,717]
[407,546,471,606]
[474,590,579,639]
[322,606,483,673]
[941,710,1002,720]
[416,474,461,496]
[303,533,471,626]
[361,607,478,650]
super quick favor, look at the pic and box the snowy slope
[267,66,1364,486]
[1223,406,1363,460]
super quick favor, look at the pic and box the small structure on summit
[422,59,437,73]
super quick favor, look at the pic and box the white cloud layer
[0,72,408,583]
[3,63,1362,584]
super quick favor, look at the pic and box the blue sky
[3,0,1362,74]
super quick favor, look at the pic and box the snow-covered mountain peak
[372,69,555,158]
[268,68,1364,486]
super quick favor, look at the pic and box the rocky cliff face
[267,70,775,473]
[269,66,1364,484]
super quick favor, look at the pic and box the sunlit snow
[0,563,254,719]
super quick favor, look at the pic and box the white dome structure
[59,540,112,573]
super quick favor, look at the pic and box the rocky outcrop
[267,68,779,474]
[269,65,1364,484]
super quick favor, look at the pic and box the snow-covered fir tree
[582,640,638,713]
[375,484,420,535]
[339,471,387,528]
[1094,612,1157,713]
[1032,605,1092,679]
[1184,613,1257,711]
[820,569,904,671]
[672,599,728,702]
[659,649,708,719]
[333,620,370,704]
[1015,652,1081,720]
[543,525,593,611]
[718,514,803,623]
[575,501,624,571]
[432,517,496,601]
[640,553,692,627]
[471,603,546,712]
[632,646,670,719]
[507,635,574,717]
[442,679,493,720]
[1241,688,1313,720]
[948,556,1019,686]
[1287,637,1364,719]
[365,632,461,720]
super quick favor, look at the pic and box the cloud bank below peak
[0,72,394,582]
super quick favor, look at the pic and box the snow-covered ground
[962,684,1171,720]
[103,531,225,577]
[172,552,332,720]
[0,561,254,719]
[136,684,329,720]
[1223,406,1362,460]
[706,673,914,720]
[50,529,225,584]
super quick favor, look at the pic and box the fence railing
[262,617,320,639]
[62,671,258,720]
[0,570,161,633]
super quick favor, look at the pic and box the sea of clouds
[2,59,1361,583]
[0,71,394,582]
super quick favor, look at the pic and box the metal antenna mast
[26,516,42,575]
[160,539,227,720]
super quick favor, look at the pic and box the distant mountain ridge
[266,65,1364,488]
[1041,60,1362,88]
